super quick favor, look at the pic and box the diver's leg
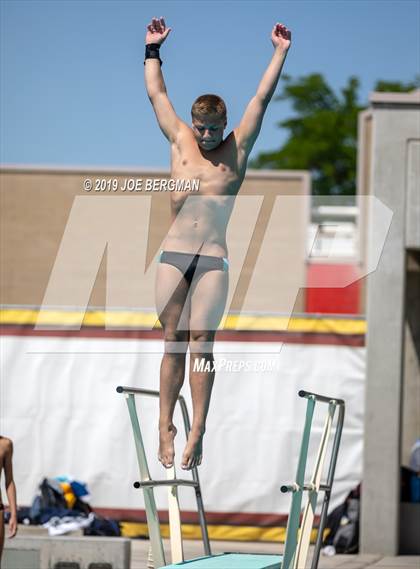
[155,261,191,468]
[182,266,228,469]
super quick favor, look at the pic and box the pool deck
[131,537,420,569]
[9,526,420,569]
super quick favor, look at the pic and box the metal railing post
[117,385,212,567]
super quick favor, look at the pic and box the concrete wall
[360,89,420,555]
[401,251,420,467]
[3,535,131,569]
[356,110,373,315]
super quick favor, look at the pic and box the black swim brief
[158,250,229,285]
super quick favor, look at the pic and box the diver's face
[192,115,226,151]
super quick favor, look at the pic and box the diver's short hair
[191,94,227,123]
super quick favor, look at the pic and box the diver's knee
[163,330,189,354]
[189,330,215,354]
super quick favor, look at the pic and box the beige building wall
[0,166,310,318]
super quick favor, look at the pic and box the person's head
[191,94,227,151]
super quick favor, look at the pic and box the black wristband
[144,43,162,66]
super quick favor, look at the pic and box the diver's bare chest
[171,145,244,193]
[170,131,246,200]
[175,160,237,187]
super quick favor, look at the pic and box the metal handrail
[116,385,211,565]
[298,389,345,406]
[134,480,199,489]
[280,392,345,569]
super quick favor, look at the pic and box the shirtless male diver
[0,436,17,562]
[145,17,291,470]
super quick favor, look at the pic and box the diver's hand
[146,17,171,45]
[271,22,291,51]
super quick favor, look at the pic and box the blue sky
[1,0,419,169]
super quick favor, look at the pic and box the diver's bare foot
[158,423,177,468]
[181,428,204,470]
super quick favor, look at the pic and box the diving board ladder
[116,386,211,568]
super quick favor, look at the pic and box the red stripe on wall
[94,508,292,527]
[0,325,365,346]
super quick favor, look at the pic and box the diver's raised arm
[234,23,292,155]
[144,17,183,143]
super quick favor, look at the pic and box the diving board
[117,387,345,569]
[162,552,282,568]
